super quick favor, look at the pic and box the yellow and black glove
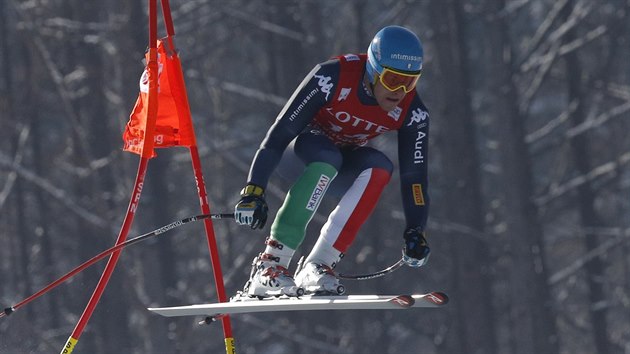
[234,184,268,229]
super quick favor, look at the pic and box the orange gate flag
[123,38,196,157]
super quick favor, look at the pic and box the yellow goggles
[378,67,421,93]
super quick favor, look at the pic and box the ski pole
[1,213,234,319]
[337,258,405,280]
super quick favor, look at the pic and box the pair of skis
[148,292,449,321]
[148,256,448,320]
[148,250,448,320]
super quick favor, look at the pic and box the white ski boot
[295,261,346,295]
[243,254,304,298]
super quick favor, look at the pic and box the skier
[234,25,431,297]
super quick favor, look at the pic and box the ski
[147,292,448,319]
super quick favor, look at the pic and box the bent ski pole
[1,213,234,319]
[337,258,405,280]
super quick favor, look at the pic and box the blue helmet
[366,26,423,83]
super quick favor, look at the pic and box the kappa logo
[406,108,428,126]
[338,88,352,102]
[314,74,334,101]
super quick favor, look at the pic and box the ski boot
[243,253,304,298]
[295,261,346,295]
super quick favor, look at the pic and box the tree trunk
[428,1,497,353]
[562,2,610,353]
[481,0,559,353]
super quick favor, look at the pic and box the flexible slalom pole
[190,146,236,354]
[60,158,149,354]
[59,3,159,353]
[1,214,234,319]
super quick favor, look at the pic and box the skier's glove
[234,184,268,229]
[402,228,430,267]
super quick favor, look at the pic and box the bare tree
[480,0,559,353]
[427,0,498,353]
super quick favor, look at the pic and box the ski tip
[423,292,449,306]
[388,295,415,308]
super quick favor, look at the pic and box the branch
[526,99,578,144]
[606,82,630,100]
[534,151,630,206]
[549,227,630,285]
[0,125,30,210]
[520,0,598,72]
[566,100,630,139]
[204,75,287,106]
[519,25,606,111]
[520,0,570,61]
[498,0,533,17]
[170,1,311,42]
[528,95,630,155]
[221,6,312,43]
[9,0,93,161]
[519,40,560,112]
[0,151,111,230]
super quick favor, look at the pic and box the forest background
[0,0,629,353]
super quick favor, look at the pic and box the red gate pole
[59,159,150,354]
[59,1,159,353]
[189,146,236,354]
[159,0,236,351]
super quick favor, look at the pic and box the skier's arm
[397,96,430,232]
[247,60,340,188]
[234,60,340,228]
[397,96,431,266]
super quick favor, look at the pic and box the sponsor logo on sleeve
[408,108,429,165]
[406,108,428,126]
[289,88,319,122]
[314,74,334,101]
[412,184,425,205]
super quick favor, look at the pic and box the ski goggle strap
[378,67,421,93]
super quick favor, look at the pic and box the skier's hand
[402,228,430,267]
[234,184,268,229]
